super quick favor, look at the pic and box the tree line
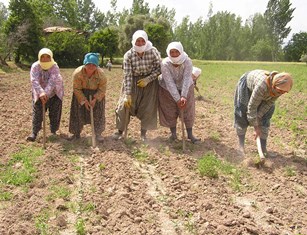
[0,0,306,67]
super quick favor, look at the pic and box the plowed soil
[0,66,306,235]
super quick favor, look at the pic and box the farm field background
[0,61,306,234]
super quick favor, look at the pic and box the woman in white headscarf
[27,48,64,142]
[114,30,161,141]
[158,42,200,144]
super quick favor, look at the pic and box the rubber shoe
[169,134,178,142]
[96,135,104,143]
[112,131,123,140]
[68,133,80,141]
[189,136,201,144]
[26,133,37,142]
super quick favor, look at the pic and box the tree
[284,32,307,61]
[131,0,150,15]
[0,2,9,65]
[88,27,119,65]
[264,0,295,60]
[4,0,43,63]
[45,31,87,67]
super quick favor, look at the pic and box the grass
[0,146,43,186]
[284,166,296,177]
[46,185,72,201]
[197,153,243,191]
[35,209,50,235]
[76,218,86,235]
[132,144,149,161]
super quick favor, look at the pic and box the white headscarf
[166,42,188,65]
[131,30,153,53]
[192,67,202,77]
[38,48,56,70]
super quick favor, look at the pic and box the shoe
[141,135,147,142]
[113,131,123,140]
[169,134,178,142]
[96,135,104,143]
[188,136,201,144]
[26,133,37,142]
[68,133,80,141]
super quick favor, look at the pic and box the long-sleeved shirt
[246,70,278,126]
[30,61,64,103]
[159,57,194,102]
[72,66,107,104]
[123,47,161,95]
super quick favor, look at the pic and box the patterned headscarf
[266,72,293,96]
[273,72,293,92]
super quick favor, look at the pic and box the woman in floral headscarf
[234,69,293,155]
[158,41,200,144]
[68,53,107,142]
[27,48,64,142]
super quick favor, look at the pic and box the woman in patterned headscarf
[27,48,64,142]
[68,53,107,142]
[158,41,200,144]
[234,70,293,155]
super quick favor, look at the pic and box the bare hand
[40,95,48,105]
[90,97,97,108]
[177,97,187,110]
[84,100,91,111]
[254,126,261,140]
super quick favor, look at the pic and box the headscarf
[266,72,293,96]
[166,42,188,65]
[131,30,153,53]
[83,53,99,67]
[38,48,56,70]
[192,67,202,77]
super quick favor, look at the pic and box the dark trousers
[32,95,62,135]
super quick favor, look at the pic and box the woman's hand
[90,97,97,108]
[254,126,261,140]
[177,97,187,109]
[39,94,48,105]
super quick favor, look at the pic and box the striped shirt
[123,47,161,95]
[159,57,194,102]
[246,70,278,126]
[30,61,64,103]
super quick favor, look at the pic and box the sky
[1,0,306,42]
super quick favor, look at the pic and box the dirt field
[0,66,306,235]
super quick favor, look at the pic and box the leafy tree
[144,21,171,57]
[131,0,150,15]
[264,0,295,60]
[251,38,272,61]
[299,54,307,64]
[88,27,119,64]
[284,32,307,61]
[150,4,176,28]
[0,2,9,65]
[45,31,87,67]
[4,0,43,63]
